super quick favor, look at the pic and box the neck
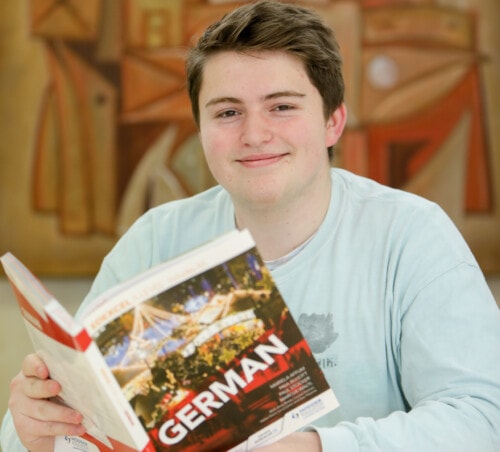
[234,177,332,261]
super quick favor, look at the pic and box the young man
[2,2,500,451]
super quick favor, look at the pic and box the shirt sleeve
[0,410,28,452]
[316,262,500,450]
[76,211,159,319]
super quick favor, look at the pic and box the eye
[217,109,240,118]
[272,104,295,112]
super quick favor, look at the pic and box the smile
[236,153,288,168]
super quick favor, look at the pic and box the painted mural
[1,0,499,274]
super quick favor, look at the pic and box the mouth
[236,153,288,168]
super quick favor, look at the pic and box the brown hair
[186,1,345,133]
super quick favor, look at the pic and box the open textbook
[1,229,339,451]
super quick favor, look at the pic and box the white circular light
[367,55,400,89]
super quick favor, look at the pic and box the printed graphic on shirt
[316,356,338,370]
[298,313,338,354]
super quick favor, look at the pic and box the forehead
[199,50,312,98]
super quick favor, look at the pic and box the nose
[240,112,272,147]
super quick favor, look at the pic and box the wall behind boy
[0,0,499,275]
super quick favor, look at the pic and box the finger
[18,414,86,436]
[25,377,61,399]
[21,398,84,425]
[9,377,82,425]
[10,396,86,452]
[21,353,50,379]
[10,372,61,400]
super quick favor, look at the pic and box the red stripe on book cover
[81,432,156,452]
[11,283,92,351]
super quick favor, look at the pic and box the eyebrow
[205,90,306,108]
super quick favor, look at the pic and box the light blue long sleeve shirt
[3,169,500,451]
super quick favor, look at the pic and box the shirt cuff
[305,424,359,451]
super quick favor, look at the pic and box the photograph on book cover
[91,247,335,451]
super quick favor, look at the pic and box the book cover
[2,229,338,451]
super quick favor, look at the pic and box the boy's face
[198,50,345,213]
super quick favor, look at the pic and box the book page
[28,326,117,448]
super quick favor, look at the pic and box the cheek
[200,126,229,157]
[199,129,234,181]
[287,122,326,157]
[199,131,220,166]
[284,113,326,146]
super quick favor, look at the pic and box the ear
[326,103,347,148]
